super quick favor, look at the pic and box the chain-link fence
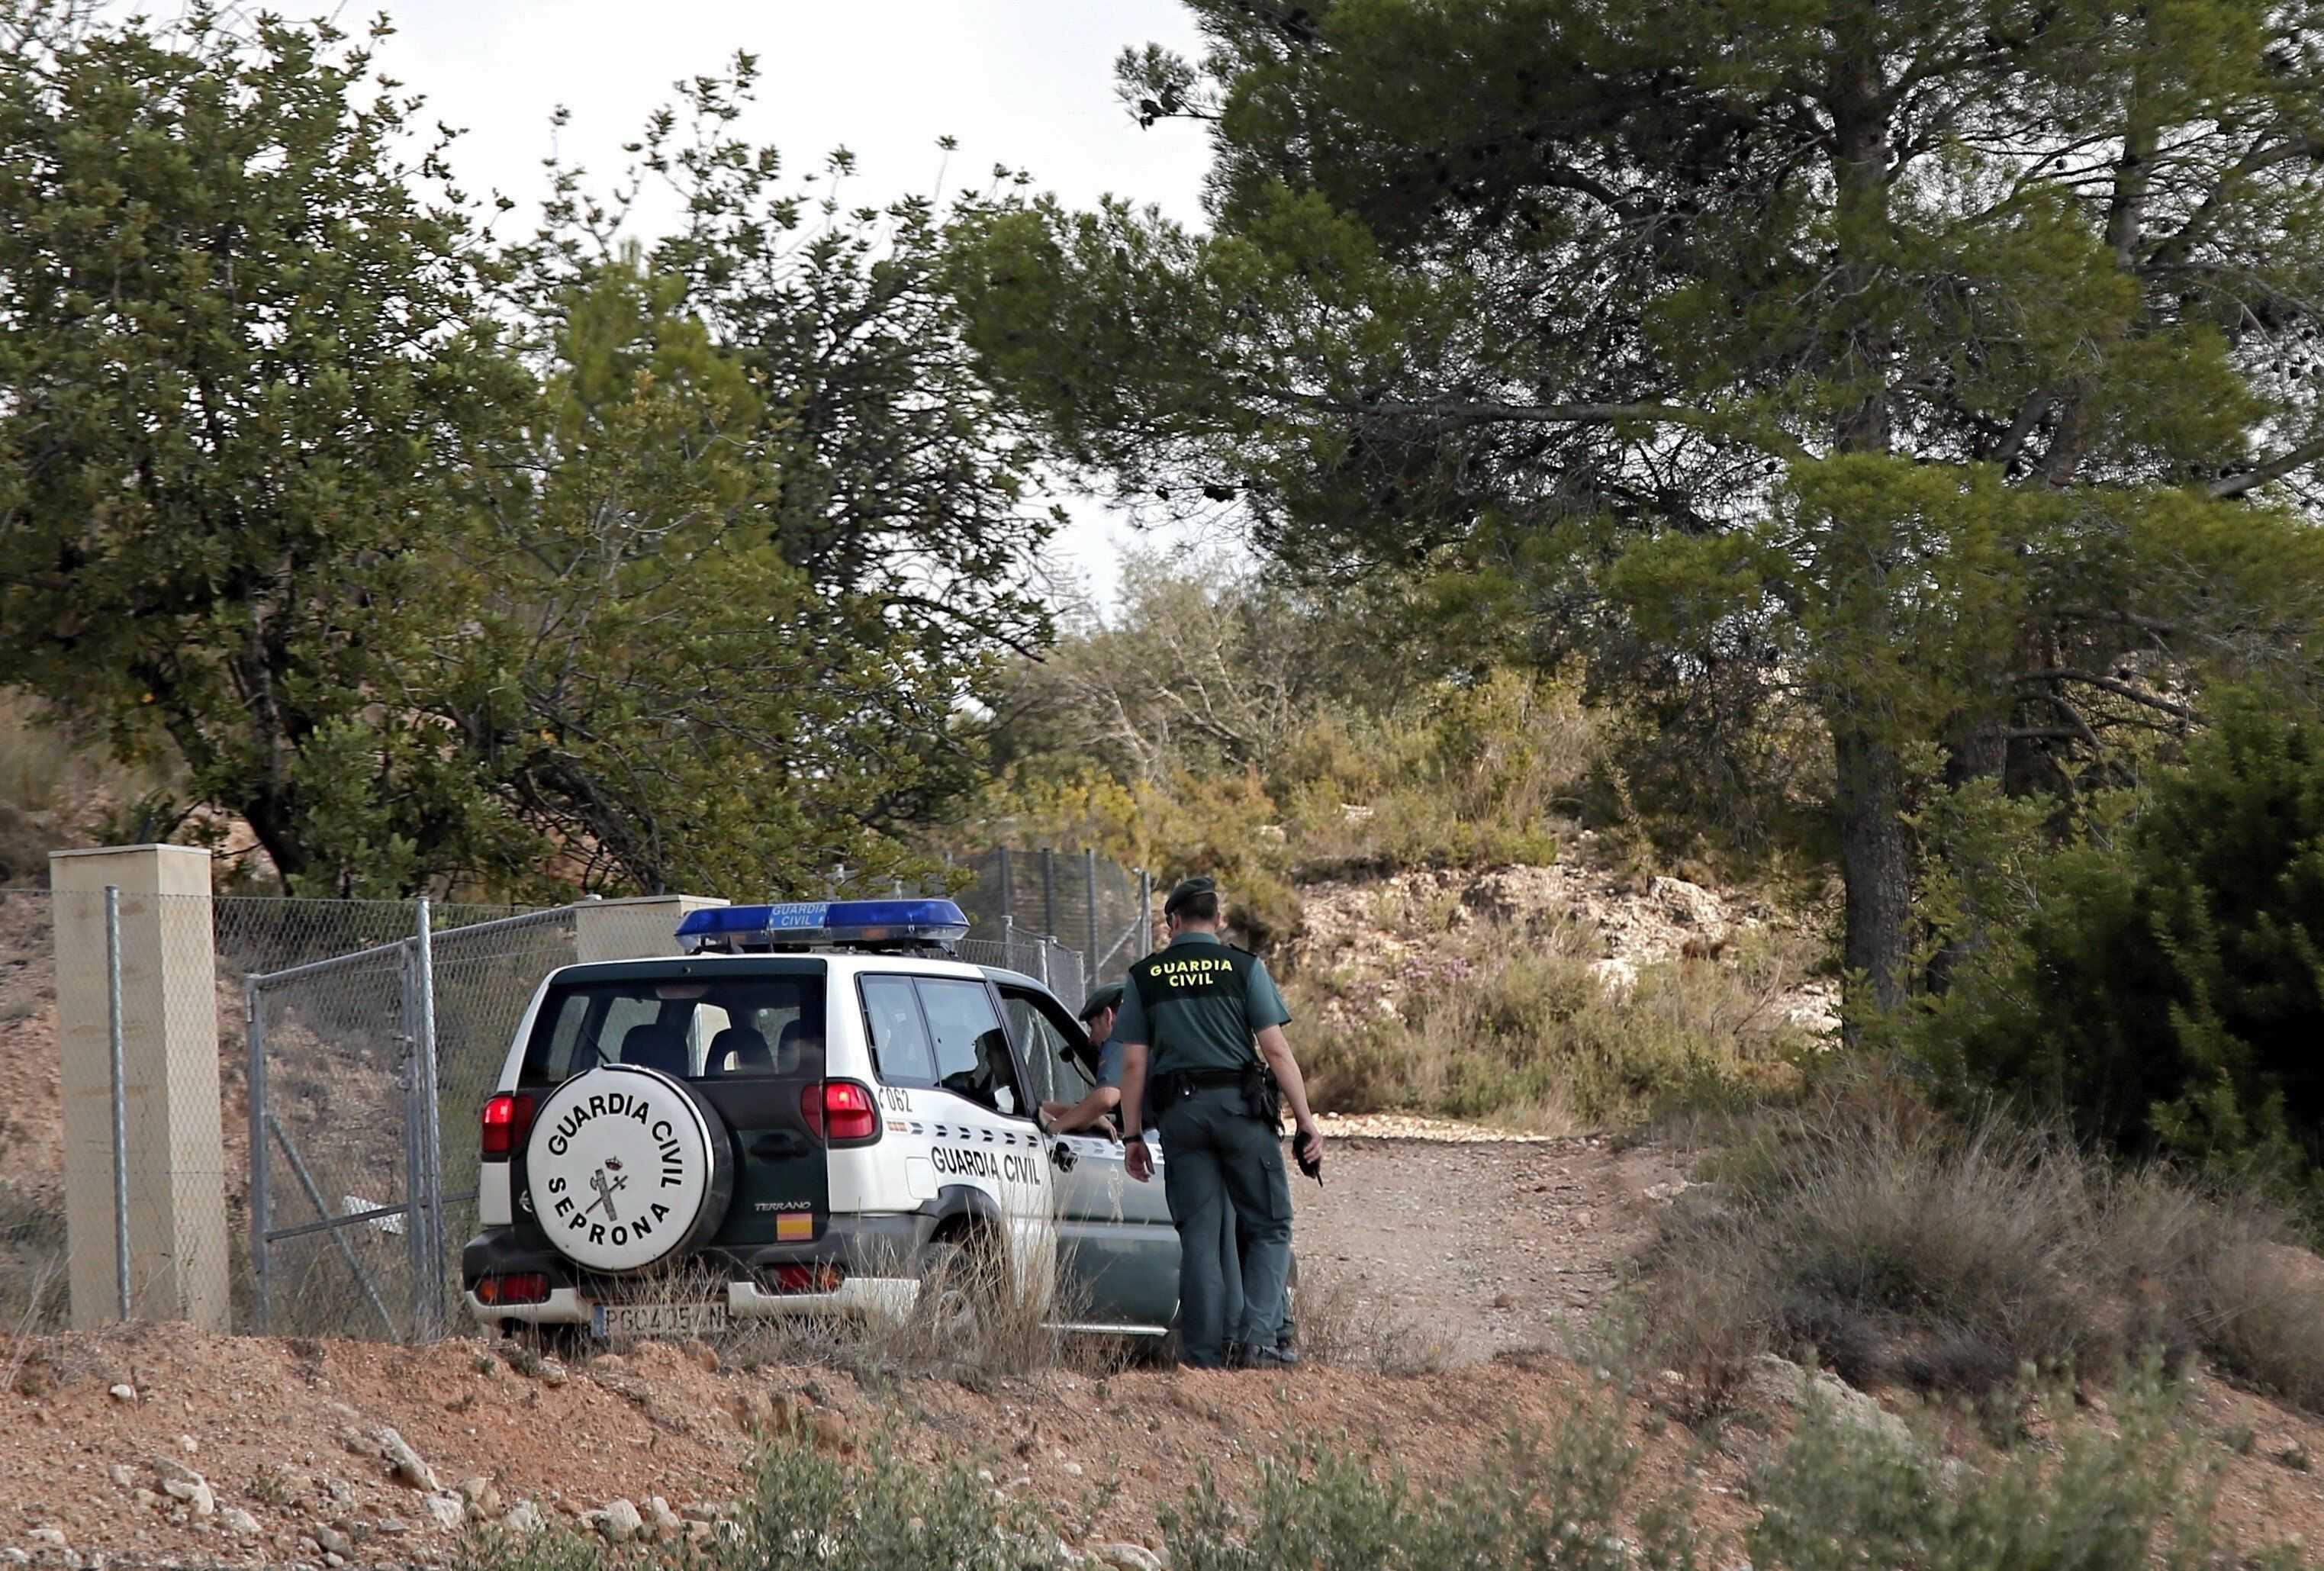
[246,901,575,1341]
[948,848,1154,997]
[958,931,1090,1016]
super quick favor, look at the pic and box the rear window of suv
[519,969,826,1087]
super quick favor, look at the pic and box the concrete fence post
[573,894,730,964]
[51,845,227,1331]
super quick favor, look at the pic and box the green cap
[1077,982,1124,1022]
[1163,874,1217,917]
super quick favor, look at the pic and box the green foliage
[440,60,1056,898]
[1920,695,2324,1202]
[554,63,1056,671]
[970,554,1606,939]
[0,22,1047,899]
[0,3,534,893]
[953,0,2324,1026]
[436,253,983,897]
[1748,1358,2273,1571]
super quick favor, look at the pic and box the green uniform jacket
[1115,931,1291,1074]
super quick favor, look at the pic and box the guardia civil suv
[459,900,1183,1344]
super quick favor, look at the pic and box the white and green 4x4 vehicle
[460,900,1184,1344]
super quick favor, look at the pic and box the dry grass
[587,1236,1101,1383]
[0,689,175,883]
[1649,1070,2324,1418]
[0,1183,68,1394]
[0,689,165,823]
[2188,1236,2324,1413]
[1289,1263,1450,1373]
[1292,916,1815,1130]
[0,691,92,819]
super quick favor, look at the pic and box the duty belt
[1151,1067,1245,1105]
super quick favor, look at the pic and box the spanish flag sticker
[776,1213,814,1242]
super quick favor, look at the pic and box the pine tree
[951,0,2324,1030]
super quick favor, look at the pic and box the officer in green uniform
[1119,877,1323,1369]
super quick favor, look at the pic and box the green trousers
[1157,1084,1292,1367]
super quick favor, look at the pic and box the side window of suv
[916,978,1027,1119]
[1001,998,1061,1103]
[861,977,938,1087]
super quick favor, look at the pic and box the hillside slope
[8,1318,2324,1566]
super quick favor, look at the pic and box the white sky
[367,0,1227,611]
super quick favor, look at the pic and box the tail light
[480,1093,536,1159]
[475,1272,550,1305]
[800,1080,880,1147]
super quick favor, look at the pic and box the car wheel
[917,1233,1004,1352]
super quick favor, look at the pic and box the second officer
[1117,876,1322,1369]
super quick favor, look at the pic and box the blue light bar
[675,899,971,954]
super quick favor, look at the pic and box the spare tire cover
[525,1064,734,1274]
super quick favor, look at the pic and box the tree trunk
[1834,722,1914,1041]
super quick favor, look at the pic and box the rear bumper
[462,1212,936,1329]
[472,1276,919,1328]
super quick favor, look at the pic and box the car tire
[917,1233,1005,1353]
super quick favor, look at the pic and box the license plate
[591,1300,731,1341]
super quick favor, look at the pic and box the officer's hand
[1295,1119,1323,1173]
[1038,1100,1068,1128]
[1125,1137,1153,1183]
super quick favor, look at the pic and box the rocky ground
[2,1302,1762,1571]
[7,1126,2324,1569]
[1283,847,1841,1038]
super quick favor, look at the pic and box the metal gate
[244,903,577,1340]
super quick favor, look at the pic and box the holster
[1240,1061,1283,1125]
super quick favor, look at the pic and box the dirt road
[1288,1121,1690,1364]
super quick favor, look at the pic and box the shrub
[1291,918,1812,1128]
[1749,1357,2297,1571]
[1651,1070,2324,1415]
[967,634,1612,948]
[1163,1410,1699,1571]
[459,1439,1074,1571]
[1920,694,2324,1206]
